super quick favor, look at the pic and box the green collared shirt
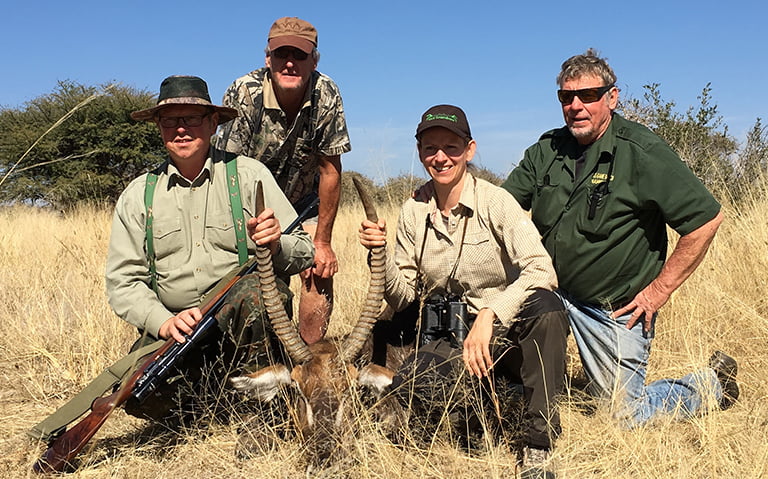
[105,151,314,337]
[215,68,351,205]
[503,114,721,307]
[385,173,558,327]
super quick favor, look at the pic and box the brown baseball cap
[415,104,472,140]
[131,76,238,125]
[268,17,317,54]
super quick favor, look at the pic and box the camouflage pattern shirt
[215,68,351,205]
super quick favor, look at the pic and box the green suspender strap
[144,172,159,292]
[225,154,248,266]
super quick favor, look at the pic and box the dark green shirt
[502,114,720,307]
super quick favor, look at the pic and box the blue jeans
[558,291,722,427]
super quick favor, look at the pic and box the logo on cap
[424,113,458,123]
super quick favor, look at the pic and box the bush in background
[0,80,163,209]
[621,83,767,203]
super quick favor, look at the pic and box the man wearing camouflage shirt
[215,16,351,345]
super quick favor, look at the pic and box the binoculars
[420,294,469,349]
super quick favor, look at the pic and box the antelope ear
[357,364,395,396]
[230,364,291,401]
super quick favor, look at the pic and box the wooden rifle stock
[33,187,318,473]
[33,340,174,473]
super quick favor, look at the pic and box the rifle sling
[27,339,165,442]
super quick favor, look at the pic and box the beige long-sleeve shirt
[105,152,314,337]
[385,173,558,327]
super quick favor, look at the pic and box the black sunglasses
[557,84,614,105]
[270,47,309,61]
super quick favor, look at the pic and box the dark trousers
[497,289,569,449]
[380,289,568,450]
[124,274,292,421]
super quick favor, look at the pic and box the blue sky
[2,0,764,183]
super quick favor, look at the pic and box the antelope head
[230,178,394,464]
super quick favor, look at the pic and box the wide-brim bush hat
[131,75,237,125]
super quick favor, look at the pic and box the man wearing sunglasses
[216,17,350,347]
[503,50,737,433]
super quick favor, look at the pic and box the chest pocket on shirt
[205,211,236,255]
[152,216,183,270]
[531,176,565,236]
[460,231,499,285]
[575,183,612,241]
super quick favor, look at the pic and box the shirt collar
[426,172,476,223]
[590,113,619,156]
[167,155,213,188]
[457,172,477,214]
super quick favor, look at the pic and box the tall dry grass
[1,185,766,478]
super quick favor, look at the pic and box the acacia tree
[0,80,165,208]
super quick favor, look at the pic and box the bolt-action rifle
[33,185,318,473]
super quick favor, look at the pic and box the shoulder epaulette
[538,127,568,142]
[612,115,659,150]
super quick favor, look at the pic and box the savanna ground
[1,182,767,478]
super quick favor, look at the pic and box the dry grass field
[1,185,766,478]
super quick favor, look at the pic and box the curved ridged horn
[340,177,386,362]
[254,181,313,364]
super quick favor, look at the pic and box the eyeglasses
[270,47,309,61]
[557,84,615,105]
[157,114,209,128]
